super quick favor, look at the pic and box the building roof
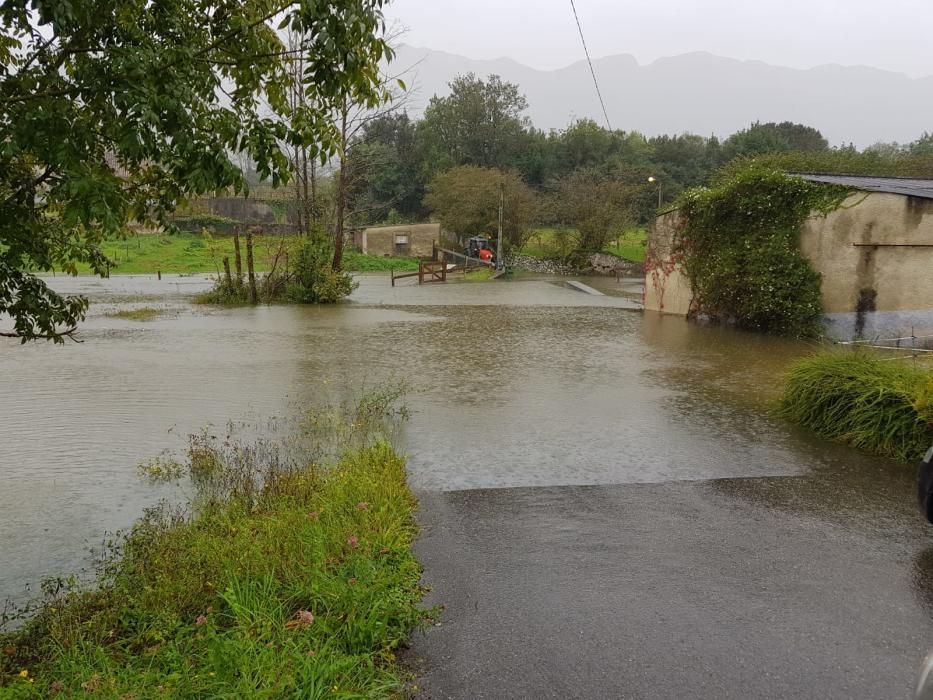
[793,173,933,200]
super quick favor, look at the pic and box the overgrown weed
[781,350,933,462]
[0,384,429,698]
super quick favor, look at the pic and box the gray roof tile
[792,173,933,200]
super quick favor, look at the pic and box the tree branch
[0,326,82,342]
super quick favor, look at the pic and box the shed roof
[792,173,933,200]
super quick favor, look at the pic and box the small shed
[353,223,440,257]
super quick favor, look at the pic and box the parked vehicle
[465,236,495,262]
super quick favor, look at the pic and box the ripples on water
[0,273,896,605]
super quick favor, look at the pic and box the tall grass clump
[0,388,428,698]
[781,351,933,462]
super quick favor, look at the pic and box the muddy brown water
[0,272,917,608]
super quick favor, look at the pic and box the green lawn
[520,227,648,263]
[71,233,420,275]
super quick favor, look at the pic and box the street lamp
[648,176,662,209]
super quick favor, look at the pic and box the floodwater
[0,272,915,608]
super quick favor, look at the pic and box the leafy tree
[418,74,528,172]
[909,133,933,157]
[1,0,390,341]
[423,166,537,250]
[724,121,829,159]
[552,170,635,254]
[347,112,426,223]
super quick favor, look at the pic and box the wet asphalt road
[408,459,933,699]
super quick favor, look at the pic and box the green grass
[106,307,163,321]
[342,251,419,272]
[463,268,495,282]
[520,227,648,263]
[73,233,420,276]
[0,396,428,697]
[780,350,933,462]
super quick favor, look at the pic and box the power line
[568,0,612,131]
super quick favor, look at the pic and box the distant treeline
[331,73,933,228]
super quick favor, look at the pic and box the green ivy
[678,167,849,337]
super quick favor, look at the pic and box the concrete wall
[800,192,933,314]
[644,211,693,315]
[645,192,933,336]
[355,223,440,257]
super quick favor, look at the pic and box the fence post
[233,229,243,283]
[246,231,258,303]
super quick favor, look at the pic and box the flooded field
[0,272,907,605]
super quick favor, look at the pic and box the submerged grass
[780,350,933,462]
[106,307,163,321]
[0,388,429,698]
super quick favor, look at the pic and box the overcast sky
[385,0,933,78]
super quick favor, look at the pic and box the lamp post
[648,176,662,209]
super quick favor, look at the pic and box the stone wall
[643,211,693,315]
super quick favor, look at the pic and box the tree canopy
[1,0,390,341]
[423,166,537,250]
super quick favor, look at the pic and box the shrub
[781,351,933,462]
[197,236,356,305]
[285,239,357,304]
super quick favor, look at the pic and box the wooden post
[233,230,243,283]
[223,257,232,286]
[157,270,161,281]
[246,231,258,303]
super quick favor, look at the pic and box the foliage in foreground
[677,167,850,337]
[0,394,427,697]
[0,0,390,341]
[781,351,933,462]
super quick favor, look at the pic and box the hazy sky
[385,0,933,77]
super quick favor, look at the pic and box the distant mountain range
[390,45,933,148]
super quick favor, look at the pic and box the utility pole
[497,182,504,271]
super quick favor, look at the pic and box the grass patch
[780,350,933,462]
[75,233,283,275]
[71,233,420,276]
[0,391,429,697]
[106,307,163,321]
[343,251,419,272]
[520,227,647,263]
[463,268,495,282]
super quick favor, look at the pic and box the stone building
[644,175,933,337]
[352,223,441,258]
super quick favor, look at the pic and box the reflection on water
[0,273,929,607]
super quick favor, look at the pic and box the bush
[781,351,933,462]
[197,236,356,305]
[0,394,428,697]
[285,239,357,304]
[172,214,239,233]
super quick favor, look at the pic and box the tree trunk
[332,106,348,271]
[223,257,232,286]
